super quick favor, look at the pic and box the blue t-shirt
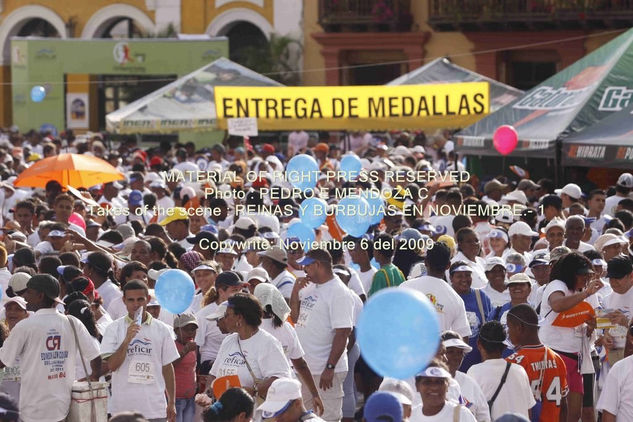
[458,288,493,372]
[488,302,513,322]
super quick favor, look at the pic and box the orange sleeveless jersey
[506,345,569,422]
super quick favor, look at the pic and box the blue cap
[296,256,316,266]
[363,392,403,422]
[583,216,596,225]
[128,190,143,206]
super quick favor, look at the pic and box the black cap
[607,255,633,279]
[27,274,63,304]
[215,271,244,287]
[57,265,82,284]
[186,230,218,245]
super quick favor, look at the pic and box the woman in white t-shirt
[253,282,324,416]
[539,252,603,422]
[208,293,291,401]
[485,228,509,259]
[66,299,102,381]
[195,271,245,376]
[410,360,476,422]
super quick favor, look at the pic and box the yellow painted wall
[302,1,630,86]
[1,0,155,37]
[0,66,11,127]
[302,0,326,86]
[66,74,97,132]
[585,30,623,53]
[302,0,475,85]
[180,0,274,34]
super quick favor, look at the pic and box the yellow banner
[215,83,489,131]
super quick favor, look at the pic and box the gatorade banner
[214,83,490,131]
[457,28,633,158]
[552,301,595,328]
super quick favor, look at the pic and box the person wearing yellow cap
[159,207,192,250]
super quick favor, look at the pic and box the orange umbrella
[14,153,125,189]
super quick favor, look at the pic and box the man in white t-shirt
[287,130,310,157]
[345,235,377,295]
[159,207,193,250]
[0,274,101,422]
[467,321,535,420]
[604,173,632,216]
[564,216,594,253]
[505,222,538,263]
[596,353,633,421]
[259,247,296,300]
[602,256,633,366]
[291,249,353,422]
[101,280,179,422]
[400,243,471,339]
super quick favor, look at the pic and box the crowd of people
[0,127,630,422]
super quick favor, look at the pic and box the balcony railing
[429,0,633,31]
[319,0,413,32]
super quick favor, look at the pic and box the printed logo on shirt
[46,335,61,350]
[297,295,318,327]
[426,294,444,313]
[41,329,69,380]
[127,338,153,357]
[218,351,247,377]
[466,312,480,336]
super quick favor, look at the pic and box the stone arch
[206,8,273,40]
[0,5,67,64]
[81,4,155,39]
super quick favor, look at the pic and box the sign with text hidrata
[214,83,490,131]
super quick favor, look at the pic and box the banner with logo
[456,27,633,158]
[214,83,490,131]
[563,103,633,168]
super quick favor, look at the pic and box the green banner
[11,37,229,133]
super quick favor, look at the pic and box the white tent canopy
[106,57,282,134]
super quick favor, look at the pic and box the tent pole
[554,138,562,186]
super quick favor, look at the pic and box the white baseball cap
[442,338,473,353]
[506,273,532,285]
[415,366,452,379]
[246,267,269,283]
[379,378,414,406]
[257,378,302,418]
[617,172,633,188]
[205,301,229,321]
[555,183,582,199]
[541,217,566,234]
[501,190,528,205]
[485,256,506,271]
[508,221,538,238]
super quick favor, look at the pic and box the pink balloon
[493,125,518,156]
[69,212,86,230]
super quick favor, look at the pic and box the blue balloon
[336,196,371,237]
[299,197,328,229]
[357,288,440,379]
[155,269,195,314]
[30,86,46,102]
[340,154,362,182]
[285,154,319,191]
[286,222,315,251]
[362,189,385,225]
